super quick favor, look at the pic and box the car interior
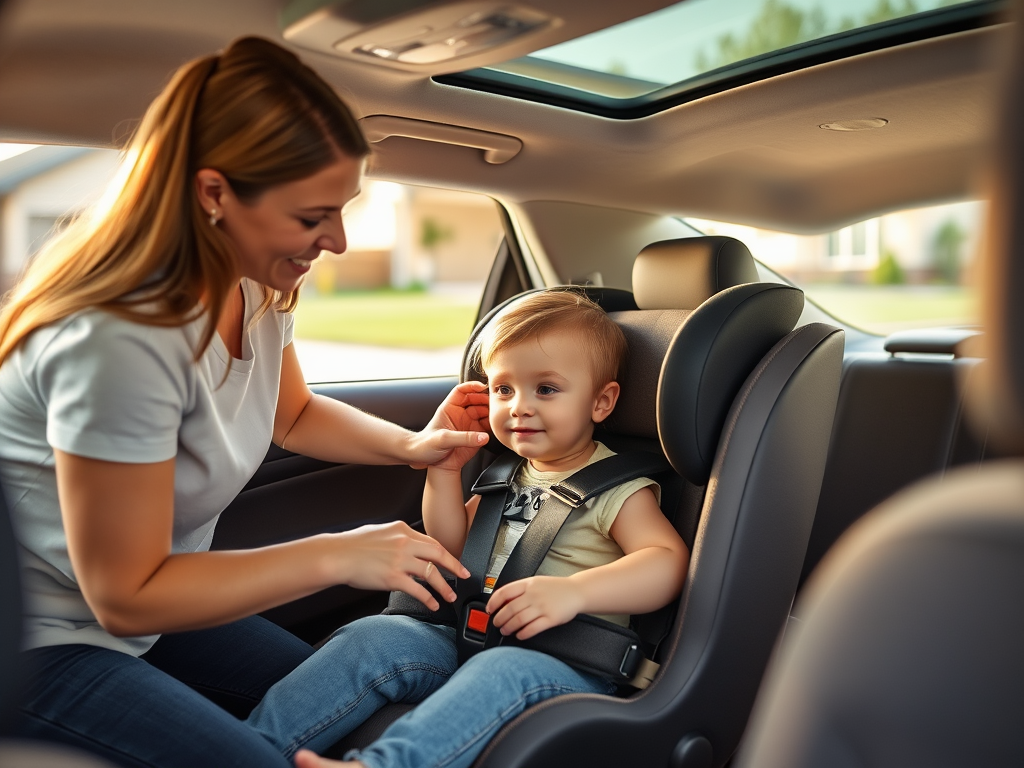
[0,0,1018,766]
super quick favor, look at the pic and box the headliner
[0,0,1005,232]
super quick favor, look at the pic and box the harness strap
[459,451,524,599]
[512,614,661,689]
[461,451,671,673]
[390,450,673,688]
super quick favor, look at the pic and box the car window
[294,181,503,382]
[687,199,984,336]
[0,143,503,383]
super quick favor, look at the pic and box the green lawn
[803,285,978,335]
[294,285,978,348]
[293,290,479,348]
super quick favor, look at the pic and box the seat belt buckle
[461,601,490,644]
[620,644,660,690]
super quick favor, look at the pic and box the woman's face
[198,152,363,293]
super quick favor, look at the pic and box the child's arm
[422,468,482,559]
[487,486,689,640]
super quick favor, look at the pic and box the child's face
[484,331,618,470]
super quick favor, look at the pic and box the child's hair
[478,290,627,388]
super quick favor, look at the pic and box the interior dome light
[282,1,560,70]
[819,118,889,131]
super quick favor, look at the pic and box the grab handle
[360,115,522,164]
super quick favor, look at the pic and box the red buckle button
[467,608,489,634]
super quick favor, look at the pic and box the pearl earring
[209,209,218,226]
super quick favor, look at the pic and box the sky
[521,0,966,87]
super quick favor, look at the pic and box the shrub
[873,251,905,285]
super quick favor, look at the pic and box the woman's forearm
[273,346,488,468]
[57,451,467,637]
[279,392,418,465]
[92,534,348,637]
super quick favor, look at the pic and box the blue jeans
[248,614,617,768]
[18,615,313,767]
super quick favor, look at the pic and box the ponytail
[0,37,368,366]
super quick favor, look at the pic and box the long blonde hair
[0,36,369,365]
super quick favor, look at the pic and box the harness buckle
[461,601,490,644]
[547,485,585,508]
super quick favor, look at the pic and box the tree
[695,0,921,73]
[931,218,967,284]
[420,217,454,252]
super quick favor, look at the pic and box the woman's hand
[486,576,585,641]
[406,381,490,470]
[333,522,470,611]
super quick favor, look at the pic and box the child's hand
[408,381,490,470]
[486,576,585,640]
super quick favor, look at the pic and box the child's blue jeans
[247,614,617,768]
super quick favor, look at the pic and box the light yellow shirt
[483,442,661,627]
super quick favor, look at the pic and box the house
[0,144,501,294]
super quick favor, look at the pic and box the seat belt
[386,450,672,689]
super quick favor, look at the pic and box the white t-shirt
[0,279,292,656]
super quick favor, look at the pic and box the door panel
[212,375,458,643]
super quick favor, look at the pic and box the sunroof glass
[483,0,980,99]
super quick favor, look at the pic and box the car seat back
[466,244,843,767]
[330,235,802,756]
[801,332,990,587]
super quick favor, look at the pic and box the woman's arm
[57,450,468,638]
[273,344,488,466]
[487,486,689,640]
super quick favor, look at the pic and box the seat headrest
[464,284,804,486]
[606,283,804,484]
[632,236,760,310]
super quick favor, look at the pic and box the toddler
[251,290,690,768]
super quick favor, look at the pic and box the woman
[0,37,488,767]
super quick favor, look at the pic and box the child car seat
[331,236,845,768]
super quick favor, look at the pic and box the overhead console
[280,0,561,71]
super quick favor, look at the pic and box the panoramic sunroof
[436,0,1002,118]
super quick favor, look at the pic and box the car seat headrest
[463,282,802,485]
[632,236,760,311]
[605,283,804,484]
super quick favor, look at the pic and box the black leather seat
[735,6,1024,767]
[332,235,845,768]
[800,330,989,588]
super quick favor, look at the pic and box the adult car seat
[734,7,1024,767]
[333,235,845,768]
